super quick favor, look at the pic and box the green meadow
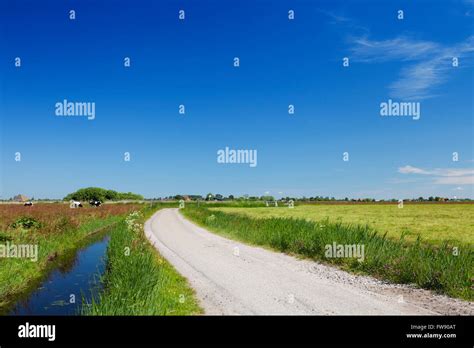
[212,203,474,245]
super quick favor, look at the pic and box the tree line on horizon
[160,194,472,202]
[3,190,472,202]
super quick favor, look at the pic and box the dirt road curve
[145,208,473,315]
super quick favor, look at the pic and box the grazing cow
[89,200,101,207]
[70,200,83,208]
[24,201,33,207]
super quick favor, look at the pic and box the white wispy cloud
[465,0,474,16]
[351,37,439,62]
[318,9,369,36]
[317,9,350,24]
[398,165,431,175]
[435,176,474,185]
[399,165,474,177]
[398,165,474,185]
[323,6,474,99]
[349,35,474,100]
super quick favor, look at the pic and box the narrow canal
[10,234,109,315]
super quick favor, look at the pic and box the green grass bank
[82,204,202,315]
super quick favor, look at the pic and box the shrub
[10,217,42,229]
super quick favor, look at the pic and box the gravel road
[145,208,473,315]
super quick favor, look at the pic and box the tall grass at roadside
[82,204,202,315]
[182,206,473,301]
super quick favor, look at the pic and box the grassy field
[212,203,474,245]
[0,203,139,313]
[83,204,202,315]
[182,205,474,300]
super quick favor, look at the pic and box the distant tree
[64,187,106,201]
[228,195,234,200]
[188,195,203,201]
[206,193,214,201]
[64,187,143,202]
[105,190,118,200]
[117,192,144,200]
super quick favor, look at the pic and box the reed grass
[82,204,202,315]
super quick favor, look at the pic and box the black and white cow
[89,200,101,207]
[24,201,33,206]
[70,200,83,208]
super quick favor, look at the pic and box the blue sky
[1,0,473,199]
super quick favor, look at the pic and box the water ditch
[9,232,110,315]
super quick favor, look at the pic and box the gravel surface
[145,208,473,315]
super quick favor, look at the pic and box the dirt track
[145,208,473,315]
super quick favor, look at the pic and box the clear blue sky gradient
[1,0,473,199]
